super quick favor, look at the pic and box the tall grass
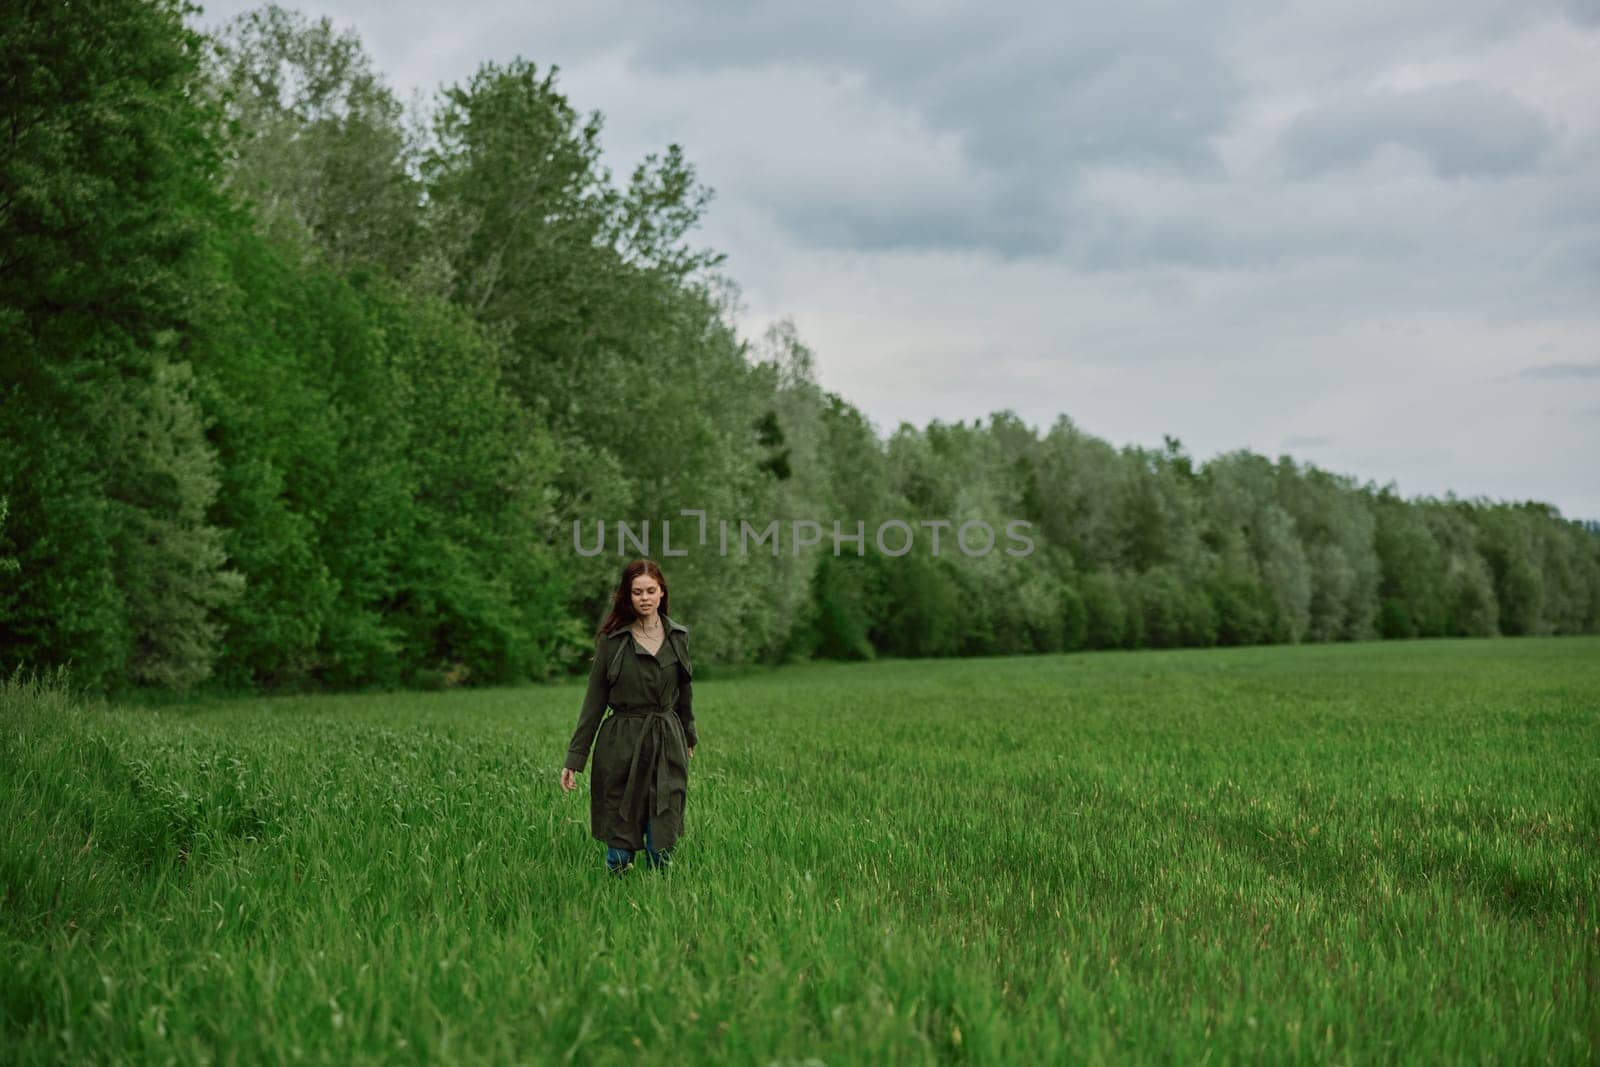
[3,639,1597,1063]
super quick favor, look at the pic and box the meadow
[3,637,1597,1064]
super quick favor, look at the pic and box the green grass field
[3,637,1597,1064]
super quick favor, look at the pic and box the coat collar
[603,613,688,640]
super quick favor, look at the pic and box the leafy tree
[804,554,876,660]
[1202,452,1311,643]
[870,553,963,657]
[1421,501,1499,636]
[1058,576,1089,652]
[422,58,619,424]
[1474,504,1547,636]
[187,217,570,688]
[1272,459,1378,641]
[0,500,17,578]
[422,56,781,663]
[376,277,567,682]
[1371,485,1451,637]
[1081,572,1130,650]
[99,360,243,688]
[203,4,422,279]
[1,0,237,690]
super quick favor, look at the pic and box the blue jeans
[606,819,671,873]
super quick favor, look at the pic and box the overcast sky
[194,1,1600,520]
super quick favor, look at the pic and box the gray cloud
[621,1,1245,173]
[197,0,1588,266]
[1516,361,1600,379]
[592,2,1248,255]
[1279,82,1554,178]
[1564,0,1600,25]
[771,180,1063,258]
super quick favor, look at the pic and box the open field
[3,637,1598,1064]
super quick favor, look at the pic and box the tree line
[3,1,1596,694]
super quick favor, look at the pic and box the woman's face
[630,575,662,620]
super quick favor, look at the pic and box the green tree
[98,360,243,688]
[0,0,237,690]
[0,500,17,578]
[1203,452,1312,643]
[1271,459,1378,641]
[1474,503,1547,636]
[423,58,618,425]
[203,4,422,279]
[375,279,567,683]
[871,553,963,657]
[1421,500,1499,636]
[1370,485,1450,637]
[1081,572,1130,650]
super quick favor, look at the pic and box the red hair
[596,558,671,638]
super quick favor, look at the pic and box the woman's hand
[688,746,695,759]
[560,767,577,792]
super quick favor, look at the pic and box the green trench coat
[563,615,696,851]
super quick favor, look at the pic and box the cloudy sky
[195,1,1600,520]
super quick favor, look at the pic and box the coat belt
[612,704,676,826]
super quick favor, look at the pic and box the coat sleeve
[675,633,697,749]
[563,636,610,773]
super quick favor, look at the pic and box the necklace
[632,618,662,637]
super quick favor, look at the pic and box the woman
[559,559,696,875]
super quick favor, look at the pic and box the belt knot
[614,707,678,826]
